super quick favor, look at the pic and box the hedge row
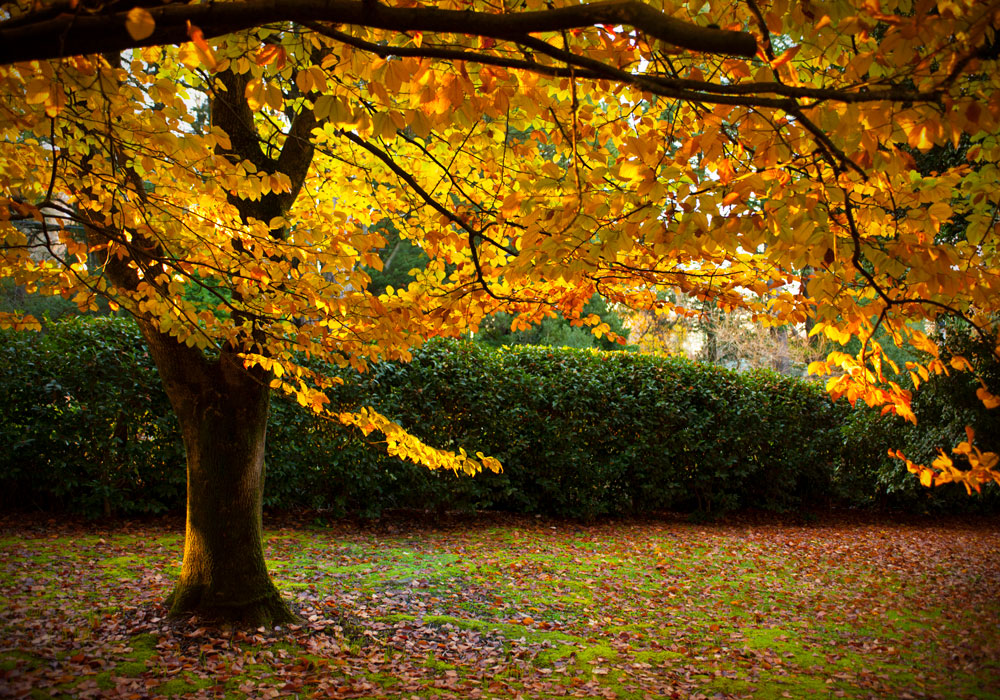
[359,340,846,516]
[0,317,995,518]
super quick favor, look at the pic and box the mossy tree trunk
[142,66,314,626]
[81,62,317,626]
[141,324,296,625]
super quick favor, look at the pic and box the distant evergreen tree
[365,219,430,296]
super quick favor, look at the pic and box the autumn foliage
[2,0,1000,486]
[2,0,1000,622]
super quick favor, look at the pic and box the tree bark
[139,323,296,625]
[0,0,757,65]
[72,60,313,626]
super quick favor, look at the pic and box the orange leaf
[966,101,982,125]
[949,355,971,371]
[977,385,1000,409]
[771,45,800,69]
[256,44,286,69]
[185,21,218,71]
[721,191,741,207]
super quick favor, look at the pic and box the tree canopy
[3,0,999,491]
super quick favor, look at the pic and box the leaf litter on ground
[0,511,998,699]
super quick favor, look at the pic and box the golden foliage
[1,0,999,483]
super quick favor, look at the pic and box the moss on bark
[142,325,296,627]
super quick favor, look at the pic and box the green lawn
[1,513,998,699]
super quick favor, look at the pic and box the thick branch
[211,69,316,228]
[0,0,756,65]
[213,71,273,173]
[276,107,319,212]
[313,22,935,107]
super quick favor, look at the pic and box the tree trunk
[139,323,296,625]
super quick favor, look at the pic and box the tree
[628,293,830,374]
[2,0,999,624]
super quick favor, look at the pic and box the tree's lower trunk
[140,324,296,625]
[165,378,294,625]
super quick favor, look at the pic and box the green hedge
[362,342,846,516]
[1,317,996,518]
[0,317,185,515]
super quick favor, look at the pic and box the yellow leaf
[927,201,951,226]
[619,160,643,181]
[295,68,315,94]
[900,117,941,152]
[0,313,42,332]
[44,91,66,117]
[125,7,155,41]
[182,22,217,71]
[25,79,50,105]
[178,42,202,69]
[327,97,355,124]
[245,79,265,111]
[312,94,334,120]
[949,355,971,371]
[264,83,283,111]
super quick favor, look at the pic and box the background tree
[2,0,999,624]
[365,219,430,297]
[626,293,829,373]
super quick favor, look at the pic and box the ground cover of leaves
[1,512,998,700]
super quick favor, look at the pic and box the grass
[0,512,998,698]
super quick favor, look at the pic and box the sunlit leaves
[2,0,1000,485]
[244,78,283,112]
[894,427,1000,493]
[179,22,217,70]
[0,311,42,331]
[339,407,502,475]
[978,384,1000,410]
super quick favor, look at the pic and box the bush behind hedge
[1,317,995,518]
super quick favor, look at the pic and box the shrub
[835,318,1000,512]
[0,316,185,516]
[362,341,845,517]
[3,317,994,518]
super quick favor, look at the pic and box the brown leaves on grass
[1,513,999,698]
